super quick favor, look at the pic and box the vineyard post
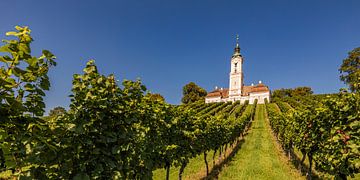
[336,173,348,180]
[218,146,222,161]
[0,149,4,170]
[298,149,306,172]
[306,153,313,180]
[178,161,187,180]
[204,151,209,176]
[165,161,170,180]
[288,141,293,161]
[212,149,217,166]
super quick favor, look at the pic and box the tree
[292,87,313,96]
[271,88,292,99]
[48,106,66,117]
[339,47,360,92]
[271,87,313,99]
[181,82,207,104]
[147,93,165,102]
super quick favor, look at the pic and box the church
[205,36,270,104]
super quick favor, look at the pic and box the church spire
[233,34,241,57]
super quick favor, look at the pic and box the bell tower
[229,35,244,98]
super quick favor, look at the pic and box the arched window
[234,63,238,73]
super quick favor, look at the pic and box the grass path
[152,152,208,180]
[218,104,304,180]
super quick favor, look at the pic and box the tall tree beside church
[339,47,360,92]
[147,93,165,102]
[181,82,207,104]
[49,106,66,117]
[271,88,292,99]
[292,86,313,96]
[271,86,312,99]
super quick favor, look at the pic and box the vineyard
[1,27,360,180]
[267,94,360,179]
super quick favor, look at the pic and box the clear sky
[1,0,359,112]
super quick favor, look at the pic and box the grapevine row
[1,55,257,180]
[265,94,360,179]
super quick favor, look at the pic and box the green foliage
[53,61,255,179]
[3,25,359,180]
[266,93,360,178]
[0,49,254,179]
[292,87,313,97]
[0,26,56,116]
[147,93,165,102]
[54,60,142,178]
[271,88,292,99]
[315,93,360,178]
[271,86,313,99]
[48,106,66,117]
[0,26,56,178]
[339,47,360,92]
[51,60,184,179]
[181,82,207,104]
[42,60,204,179]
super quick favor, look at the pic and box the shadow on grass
[200,137,246,180]
[265,114,320,180]
[198,116,254,180]
[270,133,321,179]
[288,150,321,180]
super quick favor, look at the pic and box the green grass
[218,104,304,180]
[152,150,221,180]
[152,153,204,180]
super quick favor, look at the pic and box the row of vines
[265,93,360,179]
[0,26,256,179]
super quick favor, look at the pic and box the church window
[234,63,238,73]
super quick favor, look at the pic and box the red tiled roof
[243,83,269,95]
[207,83,269,98]
[242,86,252,96]
[206,88,229,98]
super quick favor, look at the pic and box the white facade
[205,96,222,103]
[205,36,270,104]
[229,55,243,97]
[205,90,270,104]
[248,91,271,104]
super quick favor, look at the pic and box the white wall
[205,96,222,103]
[229,56,243,96]
[205,91,270,104]
[249,91,270,104]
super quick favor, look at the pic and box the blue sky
[1,0,359,112]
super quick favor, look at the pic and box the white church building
[205,36,270,104]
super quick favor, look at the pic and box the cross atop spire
[236,34,239,48]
